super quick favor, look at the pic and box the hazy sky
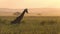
[0,0,60,9]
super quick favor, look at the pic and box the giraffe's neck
[14,11,26,22]
[19,11,25,17]
[11,9,28,24]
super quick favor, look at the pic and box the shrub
[48,20,56,25]
[40,21,46,25]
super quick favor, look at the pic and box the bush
[48,20,57,25]
[40,21,46,25]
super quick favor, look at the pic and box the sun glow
[0,0,60,9]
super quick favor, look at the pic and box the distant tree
[13,12,20,16]
[37,13,41,15]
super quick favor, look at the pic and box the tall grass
[0,16,59,34]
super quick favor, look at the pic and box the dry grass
[0,16,59,34]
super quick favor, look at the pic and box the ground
[0,16,59,34]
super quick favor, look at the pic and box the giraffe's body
[11,9,28,24]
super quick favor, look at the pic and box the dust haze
[0,8,60,16]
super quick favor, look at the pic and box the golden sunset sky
[0,0,60,9]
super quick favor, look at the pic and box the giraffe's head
[24,8,28,13]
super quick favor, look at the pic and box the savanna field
[0,16,60,34]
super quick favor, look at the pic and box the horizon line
[0,8,60,9]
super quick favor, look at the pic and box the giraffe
[11,8,28,24]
